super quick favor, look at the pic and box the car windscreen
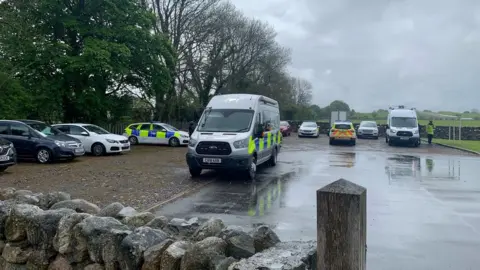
[334,124,351,129]
[28,122,62,136]
[391,117,417,128]
[280,121,289,127]
[197,109,254,133]
[83,125,110,134]
[360,122,377,128]
[302,123,317,127]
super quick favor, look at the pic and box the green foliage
[0,0,172,123]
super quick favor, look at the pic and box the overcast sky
[230,0,480,112]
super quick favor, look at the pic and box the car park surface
[158,134,480,270]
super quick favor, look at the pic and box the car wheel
[189,167,202,177]
[269,147,277,166]
[247,155,257,180]
[36,147,52,164]
[91,143,106,156]
[129,136,138,145]
[169,137,180,147]
[0,167,7,172]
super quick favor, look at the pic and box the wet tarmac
[158,136,480,269]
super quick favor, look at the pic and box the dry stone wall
[0,188,317,270]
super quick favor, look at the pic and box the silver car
[357,121,379,139]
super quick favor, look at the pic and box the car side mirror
[80,131,89,136]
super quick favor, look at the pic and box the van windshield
[197,109,254,132]
[391,117,417,128]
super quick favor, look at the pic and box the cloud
[230,0,480,112]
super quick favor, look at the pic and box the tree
[0,0,172,123]
[291,77,313,106]
[327,100,350,112]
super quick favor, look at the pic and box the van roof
[389,109,417,117]
[207,94,278,110]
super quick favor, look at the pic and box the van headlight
[414,130,419,134]
[390,129,396,133]
[233,138,249,149]
[189,138,197,147]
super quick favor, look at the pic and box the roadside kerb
[421,139,480,155]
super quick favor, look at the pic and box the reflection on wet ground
[158,138,480,269]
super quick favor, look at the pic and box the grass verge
[432,139,480,153]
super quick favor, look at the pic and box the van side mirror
[80,131,89,136]
[385,125,389,129]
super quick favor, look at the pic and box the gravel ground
[0,134,471,211]
[0,145,210,210]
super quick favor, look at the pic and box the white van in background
[385,106,420,147]
[186,94,282,180]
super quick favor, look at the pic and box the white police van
[186,94,282,179]
[385,105,420,147]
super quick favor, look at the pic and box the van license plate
[203,158,221,163]
[0,156,9,161]
[401,137,409,140]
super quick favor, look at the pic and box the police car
[124,122,189,147]
[329,121,356,145]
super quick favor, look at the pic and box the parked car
[0,137,16,172]
[329,121,356,145]
[357,120,379,139]
[18,120,86,158]
[298,121,319,138]
[123,122,189,146]
[280,121,292,136]
[0,120,85,163]
[53,123,130,156]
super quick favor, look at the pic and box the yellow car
[329,121,356,145]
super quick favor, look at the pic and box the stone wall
[287,121,480,140]
[0,188,316,270]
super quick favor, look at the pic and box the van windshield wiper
[232,127,249,132]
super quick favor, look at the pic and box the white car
[298,121,319,138]
[357,121,379,139]
[52,123,130,156]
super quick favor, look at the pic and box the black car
[0,137,17,172]
[0,120,85,164]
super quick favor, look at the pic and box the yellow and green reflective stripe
[156,131,166,138]
[248,137,255,154]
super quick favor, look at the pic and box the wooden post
[316,178,367,270]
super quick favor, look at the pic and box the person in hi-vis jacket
[426,120,435,144]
